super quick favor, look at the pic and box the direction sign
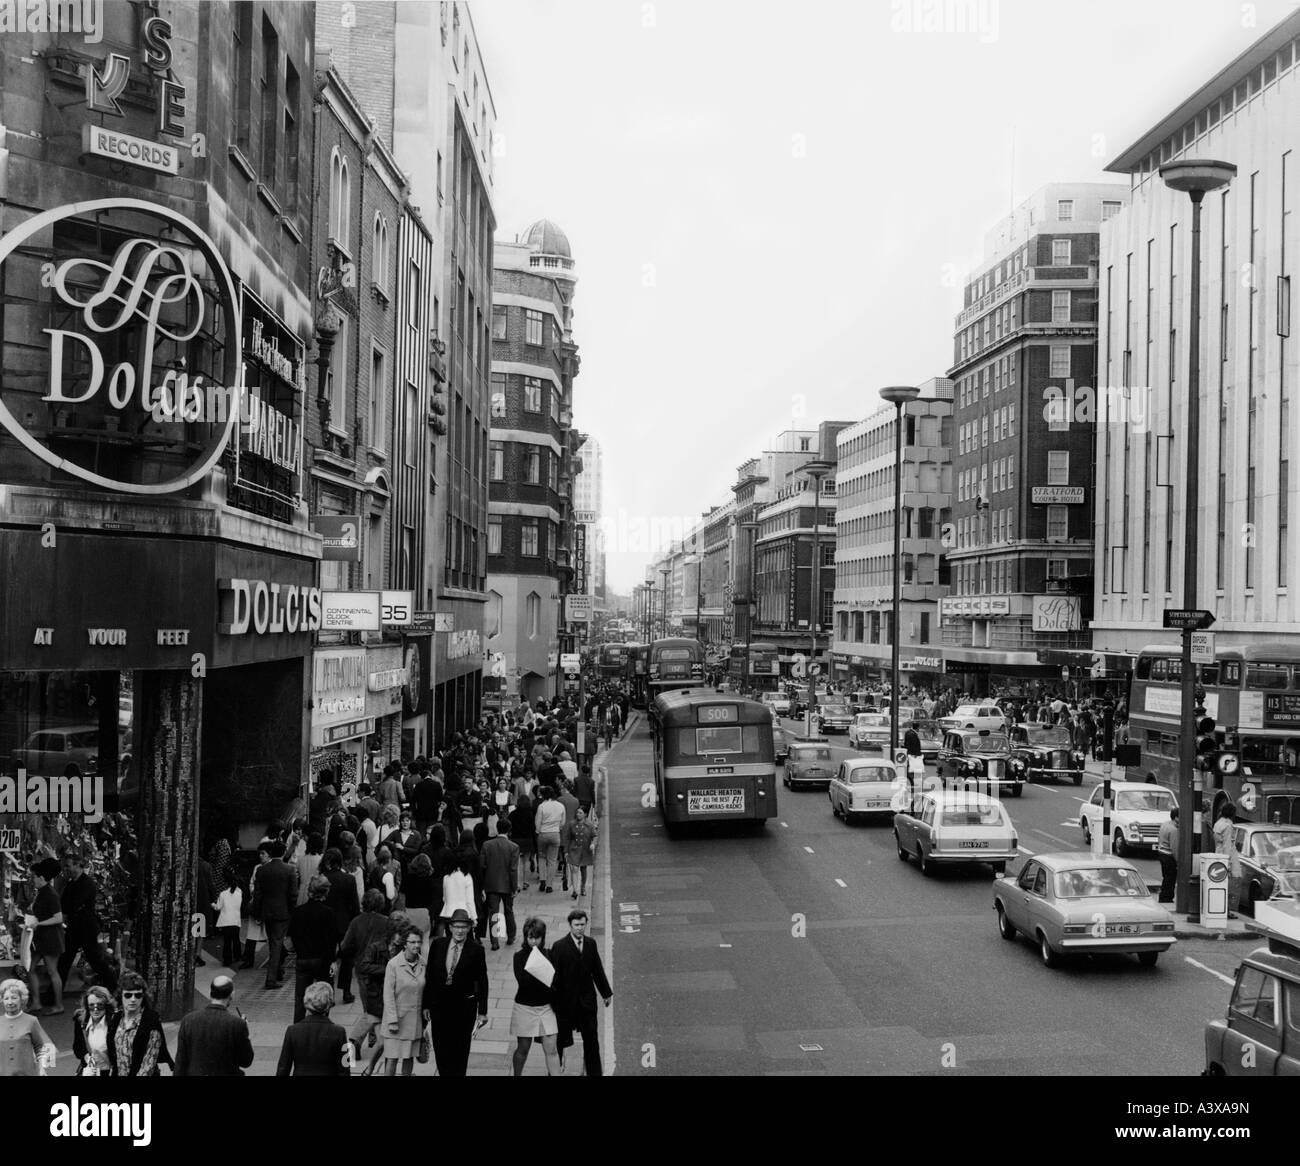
[808,662,822,676]
[560,653,580,672]
[1163,608,1215,630]
[565,595,593,623]
[1191,631,1216,665]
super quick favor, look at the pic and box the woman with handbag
[108,972,172,1076]
[71,985,116,1075]
[381,925,427,1077]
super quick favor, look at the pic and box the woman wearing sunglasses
[71,985,115,1075]
[107,973,173,1076]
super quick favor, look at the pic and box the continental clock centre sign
[0,199,241,494]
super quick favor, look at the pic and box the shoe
[521,883,529,891]
[491,942,500,951]
[342,993,355,1005]
[572,891,578,900]
[506,937,516,946]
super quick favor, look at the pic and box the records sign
[574,523,587,594]
[0,200,241,495]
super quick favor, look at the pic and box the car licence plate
[688,790,744,814]
[959,841,989,848]
[1105,923,1139,935]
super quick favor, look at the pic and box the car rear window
[850,768,893,784]
[939,803,1005,827]
[1052,867,1147,898]
[792,747,831,762]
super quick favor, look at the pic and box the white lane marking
[719,943,733,949]
[804,846,815,854]
[1016,846,1032,854]
[1185,956,1236,987]
[780,821,789,828]
[1037,785,1064,795]
[1060,821,1081,827]
[834,878,847,887]
[1072,797,1088,804]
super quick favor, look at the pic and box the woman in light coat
[439,849,478,935]
[381,925,427,1077]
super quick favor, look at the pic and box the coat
[275,1014,349,1076]
[174,1004,254,1076]
[441,870,477,921]
[252,858,297,924]
[480,834,519,894]
[422,935,488,1018]
[322,867,360,934]
[550,933,612,1023]
[107,1009,172,1077]
[381,954,427,1041]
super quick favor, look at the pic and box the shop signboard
[321,590,381,632]
[565,595,592,623]
[313,516,362,562]
[1031,595,1081,632]
[381,591,413,626]
[1030,486,1086,504]
[311,648,367,743]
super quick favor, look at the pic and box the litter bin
[1199,854,1230,929]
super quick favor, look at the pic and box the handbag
[415,1021,431,1064]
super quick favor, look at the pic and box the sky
[471,0,1300,594]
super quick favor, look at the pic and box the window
[488,516,502,555]
[523,377,542,412]
[525,591,540,638]
[525,448,540,484]
[259,16,279,186]
[491,305,507,340]
[369,345,388,452]
[283,58,300,210]
[327,317,348,432]
[1103,200,1122,221]
[1047,451,1070,485]
[800,436,811,451]
[1052,289,1070,324]
[525,309,543,345]
[1057,199,1074,221]
[1052,239,1071,266]
[981,417,989,448]
[1230,967,1279,1026]
[372,214,389,293]
[1046,505,1069,540]
[548,452,558,491]
[328,149,350,251]
[489,442,504,480]
[1050,346,1071,377]
[232,2,252,149]
[521,521,539,557]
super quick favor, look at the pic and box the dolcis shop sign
[0,200,241,494]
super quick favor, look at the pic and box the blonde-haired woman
[0,979,56,1076]
[72,985,116,1075]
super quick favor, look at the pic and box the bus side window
[1200,663,1220,686]
[1135,657,1152,680]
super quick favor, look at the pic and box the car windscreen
[1029,729,1071,747]
[859,716,889,727]
[1250,831,1300,860]
[938,802,1006,826]
[967,736,1009,753]
[912,720,940,736]
[1115,790,1175,812]
[850,768,894,784]
[821,705,849,716]
[791,747,831,762]
[1052,867,1148,898]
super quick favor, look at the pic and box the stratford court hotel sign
[0,199,241,493]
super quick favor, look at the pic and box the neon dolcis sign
[0,199,241,493]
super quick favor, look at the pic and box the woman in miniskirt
[510,916,561,1076]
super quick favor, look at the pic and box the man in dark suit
[286,876,341,1022]
[275,981,349,1076]
[551,908,612,1076]
[174,975,254,1076]
[422,909,488,1076]
[57,852,118,992]
[480,820,519,950]
[252,840,298,989]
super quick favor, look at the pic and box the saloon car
[784,741,835,790]
[848,712,892,752]
[1008,723,1086,786]
[12,725,100,776]
[939,703,1007,733]
[1204,935,1300,1076]
[1231,824,1300,915]
[894,790,1019,875]
[935,729,1022,797]
[762,691,792,717]
[829,757,903,823]
[816,702,854,734]
[911,719,944,763]
[994,852,1177,968]
[772,725,792,764]
[1079,782,1176,856]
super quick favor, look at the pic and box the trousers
[431,1003,478,1076]
[1157,852,1178,903]
[486,891,516,946]
[57,922,117,993]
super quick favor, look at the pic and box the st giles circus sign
[0,199,241,494]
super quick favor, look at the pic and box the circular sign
[1206,860,1229,883]
[809,662,822,676]
[0,199,242,494]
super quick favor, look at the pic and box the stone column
[133,670,202,1021]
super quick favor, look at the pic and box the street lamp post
[798,461,834,738]
[740,519,759,695]
[659,567,671,640]
[1160,159,1236,918]
[880,386,921,779]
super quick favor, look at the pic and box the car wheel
[895,832,908,861]
[990,861,1006,876]
[1038,931,1060,968]
[996,903,1016,940]
[1137,951,1159,969]
[1113,829,1127,858]
[1081,818,1092,845]
[783,772,789,788]
[843,809,855,826]
[918,845,933,877]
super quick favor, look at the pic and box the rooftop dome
[522,219,571,259]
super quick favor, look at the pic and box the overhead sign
[940,596,1011,619]
[321,590,381,631]
[314,515,362,561]
[381,591,413,626]
[1190,631,1216,665]
[82,125,180,174]
[1031,595,1081,632]
[561,653,580,673]
[0,200,241,495]
[1031,486,1085,505]
[1163,608,1215,630]
[574,510,598,524]
[311,648,367,731]
[566,595,593,623]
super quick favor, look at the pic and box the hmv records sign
[0,199,241,494]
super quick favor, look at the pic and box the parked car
[848,712,892,752]
[895,790,1018,875]
[762,691,792,717]
[939,703,1007,733]
[829,757,904,823]
[1008,723,1086,786]
[1204,935,1300,1075]
[816,702,853,734]
[935,729,1021,797]
[1232,824,1300,915]
[12,725,100,776]
[994,852,1177,969]
[772,725,792,764]
[785,741,835,790]
[1079,782,1177,856]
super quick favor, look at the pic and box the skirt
[384,1036,418,1060]
[509,1002,558,1038]
[32,925,65,959]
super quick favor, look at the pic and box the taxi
[894,790,1018,876]
[829,757,904,824]
[784,740,835,790]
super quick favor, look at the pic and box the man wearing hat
[422,909,488,1076]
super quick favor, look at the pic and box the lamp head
[879,385,921,407]
[1159,159,1236,196]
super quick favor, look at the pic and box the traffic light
[1194,714,1218,772]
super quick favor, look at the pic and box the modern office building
[574,436,606,602]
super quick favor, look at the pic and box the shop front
[400,634,433,762]
[365,643,408,780]
[309,647,369,802]
[433,600,486,746]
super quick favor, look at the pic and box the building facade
[487,221,582,705]
[1094,10,1300,663]
[574,435,605,603]
[832,379,954,690]
[944,183,1128,697]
